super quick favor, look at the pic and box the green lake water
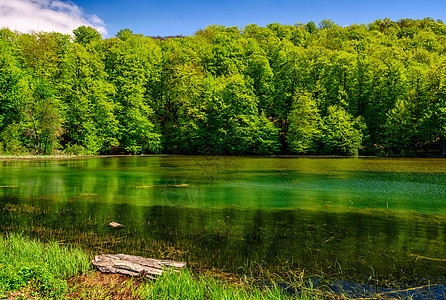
[0,156,445,284]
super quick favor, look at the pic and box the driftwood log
[91,254,186,279]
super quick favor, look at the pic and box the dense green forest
[1,18,446,156]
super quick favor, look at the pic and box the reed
[0,233,323,299]
[0,233,91,298]
[138,269,296,300]
[65,268,323,300]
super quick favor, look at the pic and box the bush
[63,143,87,155]
[0,123,28,155]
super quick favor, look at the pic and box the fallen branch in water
[355,283,443,300]
[409,253,446,262]
[136,184,189,188]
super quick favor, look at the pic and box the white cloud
[0,0,107,36]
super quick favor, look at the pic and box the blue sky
[76,0,446,37]
[0,0,445,37]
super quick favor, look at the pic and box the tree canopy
[1,19,446,156]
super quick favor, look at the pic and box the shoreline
[0,233,311,299]
[0,154,166,160]
[0,154,444,160]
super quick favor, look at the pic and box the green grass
[138,269,297,300]
[0,233,322,299]
[66,269,319,300]
[0,233,91,298]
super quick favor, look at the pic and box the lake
[0,156,445,286]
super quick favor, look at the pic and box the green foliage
[321,105,364,156]
[189,74,270,155]
[232,114,280,155]
[63,143,87,155]
[2,18,446,156]
[318,19,337,30]
[305,21,317,34]
[73,26,102,45]
[61,43,118,154]
[104,35,161,154]
[287,91,322,154]
[384,98,418,153]
[0,123,27,155]
[23,78,62,154]
[17,31,70,79]
[116,28,135,41]
[0,40,27,132]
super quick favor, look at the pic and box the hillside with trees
[1,18,446,156]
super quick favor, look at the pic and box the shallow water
[0,156,445,286]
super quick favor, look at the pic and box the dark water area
[309,278,446,299]
[0,156,445,295]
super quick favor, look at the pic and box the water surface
[0,156,445,285]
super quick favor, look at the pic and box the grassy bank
[0,233,91,298]
[67,269,311,300]
[0,233,322,299]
